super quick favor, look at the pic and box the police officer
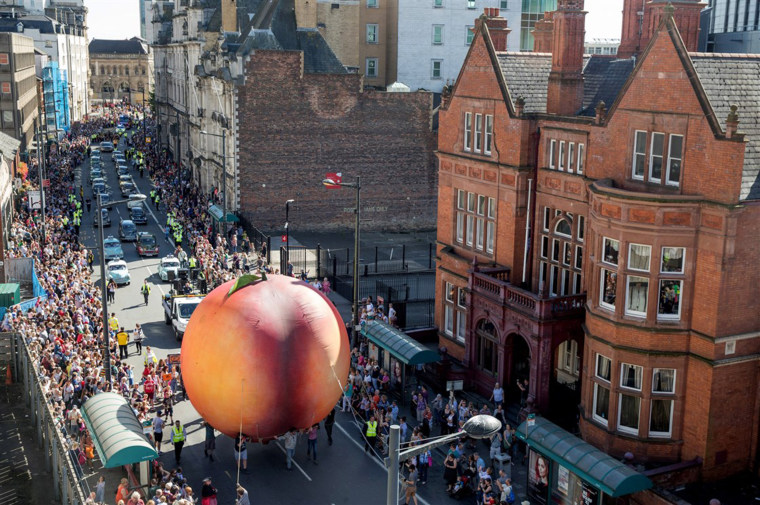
[172,420,186,464]
[141,279,151,306]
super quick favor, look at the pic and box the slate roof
[234,0,346,74]
[0,131,20,161]
[496,53,634,116]
[0,15,57,34]
[89,38,148,55]
[691,53,760,201]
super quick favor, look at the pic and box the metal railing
[5,331,89,504]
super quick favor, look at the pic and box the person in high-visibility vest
[364,415,378,453]
[141,280,151,306]
[108,313,119,333]
[172,420,186,464]
[116,327,129,359]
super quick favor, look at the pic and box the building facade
[41,61,68,133]
[703,0,760,52]
[0,10,88,123]
[583,37,619,55]
[396,0,521,93]
[0,32,38,148]
[436,0,760,483]
[88,38,153,104]
[153,0,438,232]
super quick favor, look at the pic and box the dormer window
[631,130,683,187]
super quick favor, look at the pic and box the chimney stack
[475,8,511,51]
[532,11,554,52]
[546,0,587,116]
[221,0,237,32]
[618,0,705,58]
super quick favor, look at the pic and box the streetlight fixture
[200,129,227,223]
[285,199,294,273]
[386,415,502,505]
[97,192,146,385]
[322,175,360,345]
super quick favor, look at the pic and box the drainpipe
[522,126,541,290]
[522,178,532,284]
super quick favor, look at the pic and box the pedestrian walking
[107,279,117,303]
[236,485,250,505]
[234,433,248,473]
[324,408,335,446]
[281,427,298,470]
[172,420,186,464]
[85,197,91,212]
[203,421,216,461]
[94,476,105,503]
[133,323,144,354]
[306,423,319,464]
[152,410,164,451]
[200,477,218,505]
[141,280,151,305]
[405,464,419,505]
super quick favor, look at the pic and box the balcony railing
[471,268,586,320]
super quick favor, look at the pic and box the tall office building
[521,0,557,50]
[704,0,760,52]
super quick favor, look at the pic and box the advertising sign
[528,449,550,505]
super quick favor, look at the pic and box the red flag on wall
[323,172,343,188]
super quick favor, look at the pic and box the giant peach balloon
[180,274,350,440]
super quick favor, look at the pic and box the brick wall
[236,50,437,233]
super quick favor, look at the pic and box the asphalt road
[74,133,457,505]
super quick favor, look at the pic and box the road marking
[273,440,312,482]
[334,422,431,505]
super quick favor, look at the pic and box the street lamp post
[285,199,294,273]
[386,415,502,505]
[322,175,361,345]
[97,193,146,385]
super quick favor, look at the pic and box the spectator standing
[116,327,129,359]
[490,382,505,409]
[133,323,144,354]
[200,477,218,505]
[152,410,164,451]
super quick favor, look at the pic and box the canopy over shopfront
[81,393,158,468]
[516,416,652,499]
[360,321,439,404]
[208,204,239,223]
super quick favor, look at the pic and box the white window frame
[666,134,683,186]
[467,0,475,8]
[457,288,467,309]
[549,139,556,169]
[632,130,647,180]
[575,245,583,270]
[367,0,378,7]
[627,243,651,272]
[456,212,464,243]
[477,195,486,216]
[625,275,649,317]
[431,59,442,79]
[445,282,454,302]
[652,368,676,394]
[474,113,482,153]
[657,279,682,321]
[456,310,466,343]
[487,197,496,219]
[558,141,566,171]
[573,272,582,294]
[562,242,571,266]
[543,207,550,231]
[475,218,484,250]
[568,142,575,173]
[577,143,585,174]
[600,268,617,311]
[486,221,495,254]
[484,115,493,154]
[550,265,559,296]
[602,237,620,266]
[592,383,610,426]
[649,398,674,438]
[466,215,474,246]
[617,394,641,435]
[577,215,584,241]
[660,247,685,274]
[465,25,475,45]
[620,362,643,391]
[434,0,443,6]
[540,236,549,259]
[464,112,472,151]
[432,24,444,45]
[649,132,665,182]
[365,58,378,77]
[444,304,454,336]
[366,24,379,44]
[595,354,611,381]
[457,189,465,210]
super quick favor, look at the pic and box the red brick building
[436,0,760,479]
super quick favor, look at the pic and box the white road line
[334,422,431,505]
[274,441,312,482]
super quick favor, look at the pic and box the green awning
[516,417,652,497]
[81,393,158,468]
[360,320,440,365]
[207,204,239,223]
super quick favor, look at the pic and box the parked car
[91,176,105,188]
[93,208,111,227]
[119,219,138,241]
[130,205,147,224]
[136,232,159,256]
[117,165,130,176]
[100,141,114,152]
[157,255,181,282]
[107,260,131,285]
[92,182,110,196]
[103,236,124,261]
[119,175,132,184]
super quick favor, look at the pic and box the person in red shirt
[144,376,155,404]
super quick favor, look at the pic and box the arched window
[137,82,144,92]
[100,67,105,75]
[538,208,585,297]
[475,319,498,376]
[112,65,116,75]
[119,82,130,92]
[125,66,129,76]
[102,82,114,93]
